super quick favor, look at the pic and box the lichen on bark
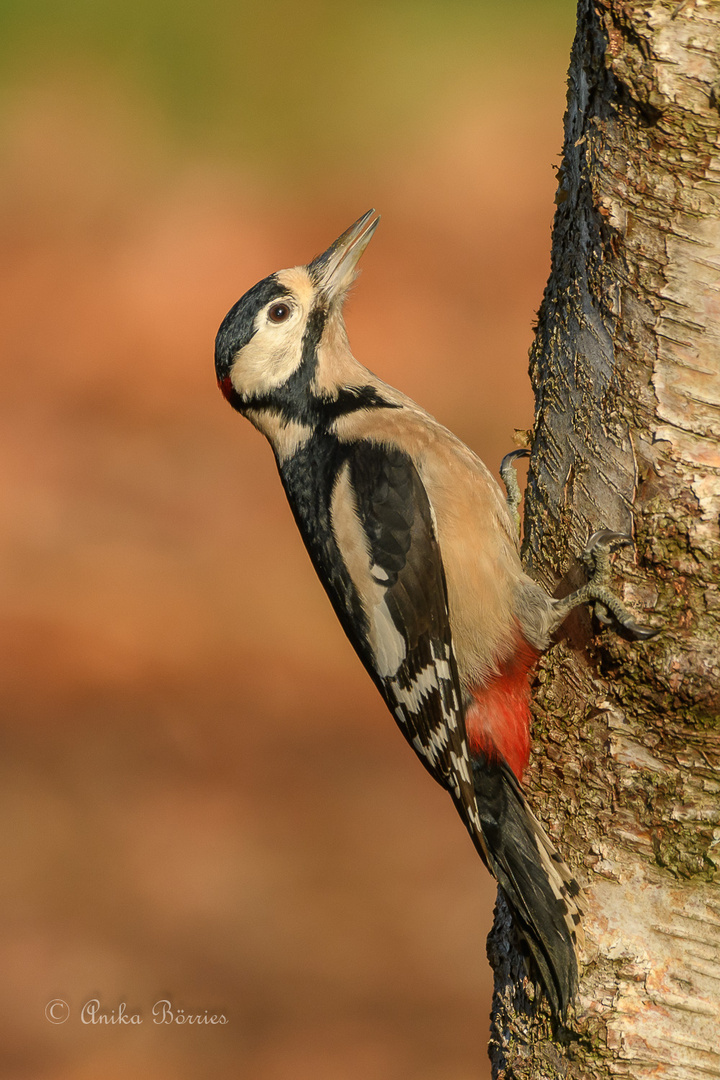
[488,1,720,1076]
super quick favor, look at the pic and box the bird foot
[500,449,530,537]
[552,530,659,640]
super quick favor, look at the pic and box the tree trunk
[487,1,720,1076]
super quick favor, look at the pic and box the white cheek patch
[229,268,318,400]
[230,320,305,398]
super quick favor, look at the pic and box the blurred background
[0,2,574,1077]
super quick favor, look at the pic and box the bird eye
[268,303,291,324]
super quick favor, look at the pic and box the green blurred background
[0,2,575,1077]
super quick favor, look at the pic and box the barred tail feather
[470,755,585,1018]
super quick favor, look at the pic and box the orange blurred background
[0,3,574,1077]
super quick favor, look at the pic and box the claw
[584,529,631,551]
[500,448,531,473]
[582,530,631,564]
[552,530,660,640]
[620,620,660,641]
[500,449,530,536]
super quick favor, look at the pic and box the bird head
[215,210,380,419]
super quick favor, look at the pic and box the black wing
[333,441,482,831]
[279,433,582,1017]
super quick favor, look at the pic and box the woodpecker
[215,210,653,1018]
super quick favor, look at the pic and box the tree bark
[487,1,720,1076]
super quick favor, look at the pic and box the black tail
[470,756,585,1018]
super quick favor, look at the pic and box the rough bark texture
[488,1,720,1077]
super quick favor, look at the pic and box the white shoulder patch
[370,596,407,677]
[330,461,407,678]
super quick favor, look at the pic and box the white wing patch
[329,461,406,678]
[329,443,483,849]
[370,598,407,678]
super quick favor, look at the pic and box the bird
[214,210,652,1018]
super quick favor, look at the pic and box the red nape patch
[218,375,234,400]
[218,375,244,411]
[465,637,540,782]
